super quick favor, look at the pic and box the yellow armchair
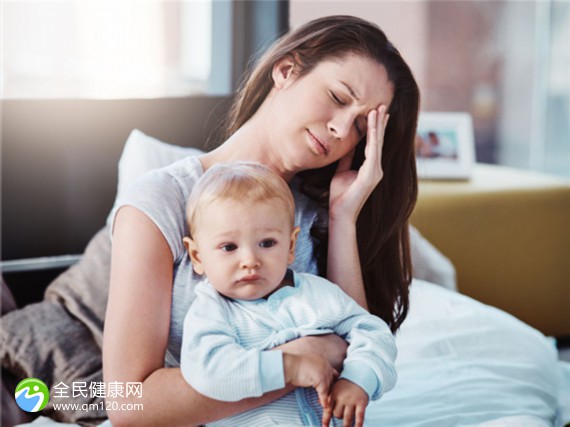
[411,164,570,337]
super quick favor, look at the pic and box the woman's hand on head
[329,105,390,223]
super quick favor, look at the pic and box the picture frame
[415,112,475,180]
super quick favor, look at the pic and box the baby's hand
[322,379,369,427]
[284,353,338,408]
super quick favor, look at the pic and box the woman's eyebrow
[340,81,360,101]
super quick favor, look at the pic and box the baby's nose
[240,250,261,269]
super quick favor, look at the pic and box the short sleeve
[109,156,203,262]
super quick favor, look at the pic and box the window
[2,1,288,100]
[1,1,232,99]
[290,1,570,179]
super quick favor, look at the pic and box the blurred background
[2,0,569,275]
[3,0,569,178]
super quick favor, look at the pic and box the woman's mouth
[307,130,329,155]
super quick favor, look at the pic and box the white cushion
[116,129,204,199]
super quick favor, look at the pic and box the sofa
[411,165,570,337]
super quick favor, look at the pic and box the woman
[103,15,419,426]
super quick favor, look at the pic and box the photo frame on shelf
[415,112,475,180]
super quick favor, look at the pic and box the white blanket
[17,280,569,427]
[366,279,567,427]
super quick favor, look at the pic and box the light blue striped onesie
[110,155,322,368]
[180,270,397,426]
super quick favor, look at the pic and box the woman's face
[269,53,394,173]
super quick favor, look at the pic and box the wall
[289,0,428,96]
[1,97,231,260]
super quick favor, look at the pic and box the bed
[2,126,569,427]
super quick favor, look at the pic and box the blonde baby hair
[186,162,296,238]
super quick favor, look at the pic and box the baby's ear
[288,226,301,265]
[183,236,204,275]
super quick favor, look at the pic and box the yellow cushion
[411,164,570,337]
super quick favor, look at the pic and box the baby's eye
[259,239,277,248]
[221,243,237,252]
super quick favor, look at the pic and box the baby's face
[188,198,298,300]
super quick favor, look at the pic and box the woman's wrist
[283,353,299,384]
[328,203,359,225]
[328,215,358,237]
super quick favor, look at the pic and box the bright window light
[1,1,226,99]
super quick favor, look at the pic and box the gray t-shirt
[111,156,321,366]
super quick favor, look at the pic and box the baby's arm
[325,308,396,426]
[181,289,284,401]
[181,286,340,403]
[308,276,398,426]
[330,284,397,397]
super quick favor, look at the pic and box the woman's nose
[328,111,353,140]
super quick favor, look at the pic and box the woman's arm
[330,288,397,400]
[103,207,346,426]
[327,106,390,308]
[327,218,367,308]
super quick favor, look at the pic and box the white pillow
[106,130,204,228]
[409,225,457,291]
[116,129,204,199]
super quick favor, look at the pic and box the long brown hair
[224,15,419,333]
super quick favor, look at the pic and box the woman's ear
[183,236,205,275]
[272,56,297,89]
[288,226,301,265]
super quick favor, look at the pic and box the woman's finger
[315,383,330,409]
[360,106,386,183]
[374,104,389,158]
[371,105,389,179]
[364,109,378,161]
[322,403,333,427]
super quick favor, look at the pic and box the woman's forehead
[313,54,394,107]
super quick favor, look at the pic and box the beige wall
[289,0,428,93]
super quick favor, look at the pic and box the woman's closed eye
[330,90,346,106]
[330,90,365,137]
[259,239,277,249]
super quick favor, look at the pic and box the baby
[180,162,397,426]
